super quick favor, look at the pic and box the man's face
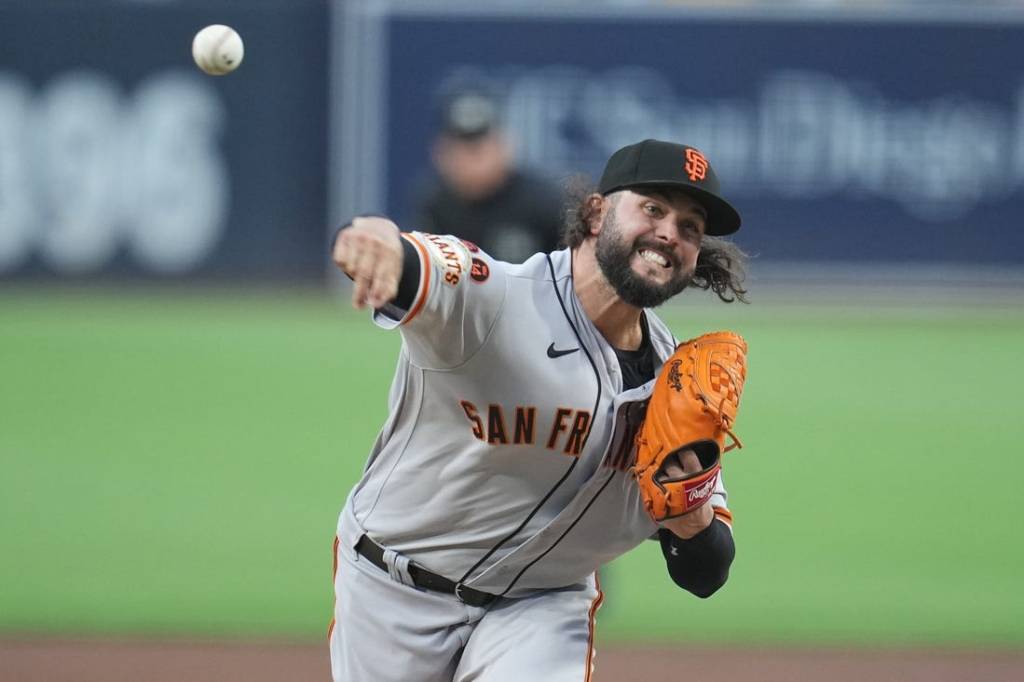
[594,189,706,308]
[433,132,511,200]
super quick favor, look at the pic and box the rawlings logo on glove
[632,331,747,521]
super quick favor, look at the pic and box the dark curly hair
[560,177,749,303]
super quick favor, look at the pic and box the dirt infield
[2,638,1023,682]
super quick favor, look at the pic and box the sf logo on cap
[684,148,708,182]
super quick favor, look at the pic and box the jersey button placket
[605,348,621,392]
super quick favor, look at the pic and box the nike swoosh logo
[547,343,580,358]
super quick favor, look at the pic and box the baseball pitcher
[329,139,749,681]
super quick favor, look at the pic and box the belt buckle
[454,582,468,604]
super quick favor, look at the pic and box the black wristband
[392,237,422,311]
[658,518,735,598]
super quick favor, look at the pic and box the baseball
[191,24,244,76]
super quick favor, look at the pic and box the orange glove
[633,331,748,521]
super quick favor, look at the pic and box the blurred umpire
[412,87,563,263]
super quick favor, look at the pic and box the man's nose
[652,218,678,244]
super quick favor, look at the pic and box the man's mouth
[637,247,673,269]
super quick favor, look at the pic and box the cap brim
[605,181,742,236]
[442,126,493,141]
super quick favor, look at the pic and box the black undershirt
[612,317,656,392]
[354,231,733,597]
[615,318,736,598]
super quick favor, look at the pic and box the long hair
[561,177,750,303]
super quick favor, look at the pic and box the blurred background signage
[0,0,327,280]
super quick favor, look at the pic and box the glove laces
[702,360,743,453]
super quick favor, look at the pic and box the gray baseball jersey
[330,232,731,681]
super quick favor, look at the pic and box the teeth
[639,249,669,267]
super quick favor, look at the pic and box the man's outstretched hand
[332,217,404,310]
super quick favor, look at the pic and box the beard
[594,205,693,308]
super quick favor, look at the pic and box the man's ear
[586,193,607,236]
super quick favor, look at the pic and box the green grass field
[2,288,1022,647]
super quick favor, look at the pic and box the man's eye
[644,204,663,217]
[679,221,705,240]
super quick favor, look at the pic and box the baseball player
[329,139,748,682]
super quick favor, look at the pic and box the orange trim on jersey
[713,506,733,528]
[327,535,340,642]
[584,571,605,682]
[400,232,431,325]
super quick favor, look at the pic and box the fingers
[679,449,702,475]
[662,457,684,479]
[661,448,700,479]
[367,256,399,309]
[332,218,403,310]
[339,232,375,309]
[332,228,354,274]
[350,248,374,309]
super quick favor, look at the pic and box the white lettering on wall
[0,69,228,274]
[492,67,1023,222]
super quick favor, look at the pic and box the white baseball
[192,24,244,76]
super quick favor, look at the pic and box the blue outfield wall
[0,1,328,280]
[2,4,1022,279]
[382,11,1024,265]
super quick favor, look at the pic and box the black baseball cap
[439,91,501,140]
[598,139,741,236]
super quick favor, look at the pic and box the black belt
[354,534,498,608]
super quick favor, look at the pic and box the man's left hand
[658,449,715,540]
